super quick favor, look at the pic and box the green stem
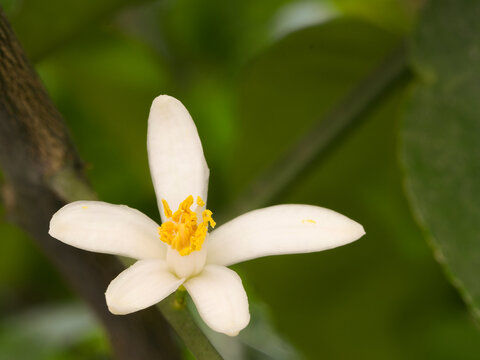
[158,293,223,360]
[221,41,411,222]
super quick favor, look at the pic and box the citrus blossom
[49,95,365,336]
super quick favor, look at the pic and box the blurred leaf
[402,0,480,319]
[123,0,339,70]
[230,18,398,199]
[238,302,300,360]
[3,0,148,60]
[232,15,480,359]
[238,81,480,359]
[0,303,107,360]
[188,296,301,360]
[155,0,244,66]
[269,1,338,40]
[332,0,418,33]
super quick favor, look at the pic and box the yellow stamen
[158,195,215,256]
[162,199,172,218]
[302,219,316,224]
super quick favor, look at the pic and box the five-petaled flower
[49,95,365,336]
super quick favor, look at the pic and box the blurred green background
[1,0,480,359]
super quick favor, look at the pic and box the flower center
[158,195,216,256]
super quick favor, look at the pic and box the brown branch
[0,8,180,360]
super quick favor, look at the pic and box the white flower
[49,95,365,336]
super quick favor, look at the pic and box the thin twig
[159,294,224,360]
[221,42,411,222]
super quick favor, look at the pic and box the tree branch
[0,8,181,360]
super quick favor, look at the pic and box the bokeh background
[1,0,480,359]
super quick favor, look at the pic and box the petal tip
[343,220,365,245]
[47,225,57,239]
[105,290,131,315]
[360,224,366,236]
[354,222,366,240]
[151,95,182,112]
[48,201,90,240]
[223,311,250,337]
[106,304,124,315]
[48,218,56,238]
[225,330,239,337]
[48,209,65,240]
[106,303,129,316]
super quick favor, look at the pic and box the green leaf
[231,15,480,359]
[402,0,480,319]
[332,0,417,34]
[189,298,301,359]
[0,303,107,360]
[230,18,398,200]
[4,0,147,60]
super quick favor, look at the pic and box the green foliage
[232,17,480,354]
[231,18,398,196]
[0,304,108,360]
[4,0,147,60]
[332,0,416,33]
[402,0,480,320]
[1,0,480,359]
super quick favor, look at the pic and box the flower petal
[184,265,249,336]
[207,204,365,266]
[166,246,207,279]
[106,259,183,314]
[49,201,165,260]
[147,95,209,222]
